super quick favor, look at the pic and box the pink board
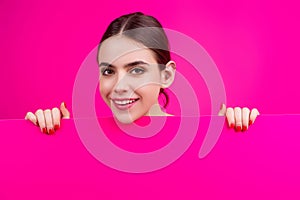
[1,115,299,199]
[1,0,300,118]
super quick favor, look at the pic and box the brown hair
[98,12,170,107]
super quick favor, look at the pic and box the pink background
[1,0,300,199]
[1,0,300,117]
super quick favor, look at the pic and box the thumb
[60,102,70,119]
[218,103,226,116]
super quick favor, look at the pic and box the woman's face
[98,36,165,124]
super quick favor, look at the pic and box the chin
[113,113,136,124]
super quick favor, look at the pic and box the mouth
[111,98,140,110]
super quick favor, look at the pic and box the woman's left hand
[218,104,259,132]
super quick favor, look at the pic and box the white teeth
[114,99,137,105]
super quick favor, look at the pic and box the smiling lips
[111,98,140,110]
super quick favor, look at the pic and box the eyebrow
[98,60,150,68]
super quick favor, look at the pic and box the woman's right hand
[25,102,70,134]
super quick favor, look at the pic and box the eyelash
[101,67,145,76]
[129,67,145,75]
[101,68,115,76]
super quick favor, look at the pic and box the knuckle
[52,107,59,112]
[234,107,241,111]
[227,107,234,113]
[44,109,51,113]
[25,112,32,119]
[226,110,233,118]
[252,108,259,114]
[242,107,250,112]
[35,109,43,115]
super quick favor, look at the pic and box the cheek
[130,76,161,93]
[137,85,161,104]
[99,79,114,98]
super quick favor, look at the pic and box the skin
[98,36,175,123]
[25,36,259,133]
[25,102,70,134]
[218,104,260,131]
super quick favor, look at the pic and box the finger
[25,112,38,126]
[35,109,47,134]
[242,107,250,131]
[249,108,260,125]
[234,107,242,132]
[60,102,70,119]
[52,107,61,131]
[218,103,226,116]
[226,107,235,128]
[44,109,55,134]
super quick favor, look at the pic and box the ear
[160,60,176,88]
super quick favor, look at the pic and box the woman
[25,12,259,134]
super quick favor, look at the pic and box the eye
[101,68,115,76]
[129,67,145,75]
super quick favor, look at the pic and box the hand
[25,102,70,134]
[218,103,259,132]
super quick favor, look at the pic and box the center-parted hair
[98,12,171,107]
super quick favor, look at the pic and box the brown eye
[102,68,115,76]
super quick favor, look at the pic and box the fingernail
[49,128,55,135]
[63,102,67,108]
[42,128,47,134]
[235,126,242,132]
[249,120,253,126]
[242,125,248,132]
[230,123,235,129]
[54,124,60,130]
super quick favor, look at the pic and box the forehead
[97,36,157,65]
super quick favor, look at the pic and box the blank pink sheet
[0,115,299,199]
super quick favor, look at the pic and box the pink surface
[1,0,300,118]
[1,115,300,199]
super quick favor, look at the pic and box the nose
[113,74,130,94]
